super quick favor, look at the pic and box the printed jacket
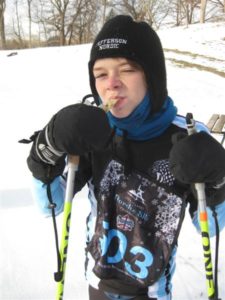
[32,115,225,299]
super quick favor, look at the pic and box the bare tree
[180,0,200,25]
[32,0,52,44]
[32,0,97,46]
[115,0,171,28]
[0,0,6,49]
[208,0,225,13]
[175,0,182,25]
[27,0,33,47]
[102,0,108,26]
[169,0,203,26]
[67,0,101,44]
[12,0,25,47]
[144,0,171,28]
[173,0,185,25]
[4,0,225,49]
[168,0,189,26]
[118,0,141,20]
[50,0,70,45]
[200,0,207,22]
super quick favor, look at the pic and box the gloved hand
[169,131,225,184]
[27,103,112,183]
[169,131,225,206]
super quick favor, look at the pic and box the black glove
[169,131,225,206]
[27,103,112,183]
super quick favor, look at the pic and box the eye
[94,72,107,79]
[122,69,134,73]
[120,65,138,73]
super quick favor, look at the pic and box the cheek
[131,77,147,99]
[95,81,104,97]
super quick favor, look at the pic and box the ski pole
[54,102,115,299]
[186,113,216,300]
[56,155,79,300]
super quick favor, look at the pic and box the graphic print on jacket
[88,159,186,287]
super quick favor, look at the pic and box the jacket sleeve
[191,201,225,237]
[31,176,66,217]
[30,153,93,217]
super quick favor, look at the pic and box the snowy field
[0,20,225,300]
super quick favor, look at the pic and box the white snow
[0,21,225,300]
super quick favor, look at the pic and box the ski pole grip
[67,155,79,171]
[186,112,196,135]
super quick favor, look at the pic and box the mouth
[104,98,118,112]
[100,95,125,112]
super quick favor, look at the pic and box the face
[93,57,147,118]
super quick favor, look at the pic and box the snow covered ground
[0,20,225,300]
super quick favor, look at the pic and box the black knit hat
[88,15,167,113]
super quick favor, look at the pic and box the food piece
[103,99,118,112]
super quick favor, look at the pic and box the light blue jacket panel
[31,176,65,217]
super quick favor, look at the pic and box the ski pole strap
[46,183,63,282]
[18,131,41,144]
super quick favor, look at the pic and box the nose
[106,74,122,90]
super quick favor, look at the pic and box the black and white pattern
[100,160,125,195]
[154,192,183,245]
[87,159,185,287]
[151,159,175,186]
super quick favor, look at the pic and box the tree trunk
[186,2,190,25]
[0,0,6,49]
[200,0,207,23]
[15,0,23,46]
[60,12,65,46]
[176,0,181,26]
[27,0,32,48]
[102,0,107,26]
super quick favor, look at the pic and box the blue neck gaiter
[106,94,177,141]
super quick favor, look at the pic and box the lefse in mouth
[103,99,118,112]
